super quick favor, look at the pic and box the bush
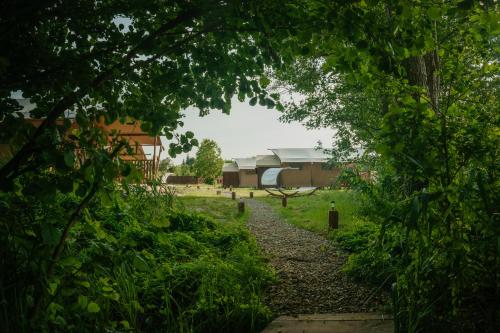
[0,185,274,332]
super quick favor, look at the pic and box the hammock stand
[261,167,319,198]
[264,187,319,198]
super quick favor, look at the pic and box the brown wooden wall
[238,169,258,187]
[222,172,239,187]
[280,163,340,188]
[166,175,199,184]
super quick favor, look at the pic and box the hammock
[261,168,319,197]
[264,187,319,198]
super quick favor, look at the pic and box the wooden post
[238,200,245,213]
[232,191,236,200]
[216,190,221,195]
[282,196,287,207]
[249,191,254,198]
[197,185,200,189]
[152,136,157,178]
[329,210,339,229]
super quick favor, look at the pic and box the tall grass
[259,190,363,234]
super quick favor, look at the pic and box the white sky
[145,98,335,164]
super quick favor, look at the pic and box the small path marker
[329,200,339,229]
[216,190,221,195]
[281,196,287,207]
[238,199,245,213]
[249,191,254,198]
[232,191,236,200]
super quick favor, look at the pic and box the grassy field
[258,190,364,235]
[170,184,269,198]
[176,195,250,224]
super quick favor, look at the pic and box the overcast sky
[147,98,335,164]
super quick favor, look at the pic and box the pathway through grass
[258,190,365,235]
[245,199,388,315]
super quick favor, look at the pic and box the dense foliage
[0,184,273,332]
[273,1,499,331]
[1,1,498,332]
[0,2,288,330]
[192,139,224,184]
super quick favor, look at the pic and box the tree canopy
[0,0,498,332]
[271,1,499,331]
[192,139,223,184]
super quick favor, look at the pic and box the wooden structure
[166,175,198,184]
[234,157,257,187]
[222,149,348,189]
[222,162,239,187]
[261,167,320,198]
[95,117,163,181]
[0,102,163,182]
[256,154,281,188]
[262,313,393,333]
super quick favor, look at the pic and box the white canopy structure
[256,154,281,167]
[261,167,319,197]
[261,167,286,186]
[222,162,239,172]
[269,148,330,163]
[234,157,256,169]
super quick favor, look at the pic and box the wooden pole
[282,196,287,207]
[249,191,254,198]
[238,200,245,213]
[216,190,221,195]
[329,210,339,229]
[232,191,236,200]
[152,136,157,178]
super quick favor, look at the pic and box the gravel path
[245,199,388,315]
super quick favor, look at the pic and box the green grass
[176,196,250,224]
[258,190,364,235]
[170,184,269,198]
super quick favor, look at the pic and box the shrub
[0,185,273,332]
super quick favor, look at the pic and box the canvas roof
[222,162,239,172]
[256,154,281,167]
[234,157,256,170]
[269,148,330,163]
[261,167,285,186]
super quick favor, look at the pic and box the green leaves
[249,96,258,106]
[87,302,100,313]
[41,224,61,245]
[427,7,441,20]
[64,151,75,168]
[192,139,223,183]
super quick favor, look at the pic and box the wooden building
[222,162,239,187]
[222,148,344,188]
[96,117,163,181]
[270,148,340,188]
[0,99,163,181]
[256,154,281,188]
[233,157,258,187]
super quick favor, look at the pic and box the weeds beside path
[245,199,388,315]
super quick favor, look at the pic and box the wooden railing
[129,159,158,181]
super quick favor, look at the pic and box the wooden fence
[166,175,199,184]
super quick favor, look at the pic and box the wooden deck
[262,313,393,333]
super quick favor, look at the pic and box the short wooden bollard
[238,200,245,213]
[216,190,221,195]
[281,196,287,207]
[329,210,339,229]
[249,191,254,198]
[232,191,236,200]
[197,185,200,189]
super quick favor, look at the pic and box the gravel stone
[245,199,389,315]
